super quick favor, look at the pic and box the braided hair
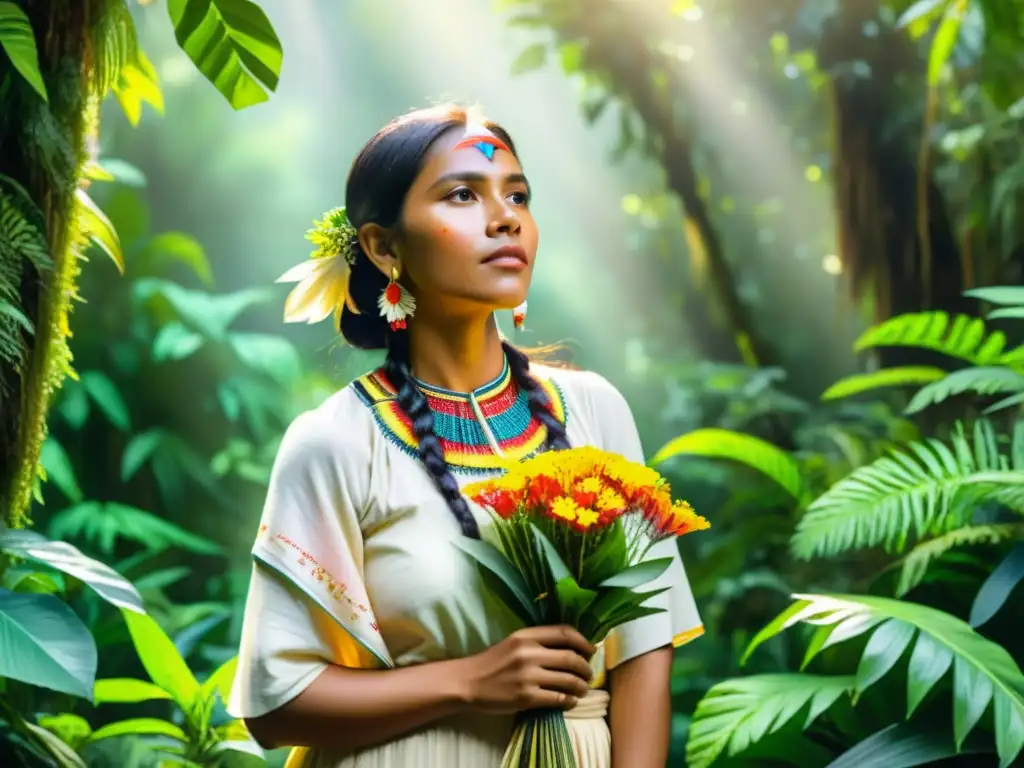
[337,105,568,538]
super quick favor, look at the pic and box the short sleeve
[228,395,388,720]
[582,372,704,669]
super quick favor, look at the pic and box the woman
[228,104,703,768]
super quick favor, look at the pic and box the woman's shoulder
[276,377,377,469]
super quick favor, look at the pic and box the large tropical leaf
[970,543,1024,628]
[854,311,1015,366]
[825,722,993,768]
[895,524,1024,597]
[686,674,854,768]
[167,0,282,109]
[744,593,1024,767]
[122,611,201,711]
[821,366,947,401]
[0,2,48,101]
[905,367,1024,415]
[0,588,96,699]
[0,527,145,613]
[964,286,1024,306]
[792,421,1024,559]
[650,428,804,500]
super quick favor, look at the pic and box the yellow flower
[550,496,580,522]
[575,507,600,529]
[576,477,603,495]
[596,488,624,512]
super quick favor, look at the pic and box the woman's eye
[448,188,474,203]
[510,191,530,206]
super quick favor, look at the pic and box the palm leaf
[854,311,1017,366]
[792,420,1024,559]
[963,286,1024,306]
[650,427,804,500]
[167,0,282,110]
[825,722,993,768]
[894,523,1024,597]
[744,593,1024,767]
[686,674,855,768]
[821,366,947,401]
[905,367,1024,415]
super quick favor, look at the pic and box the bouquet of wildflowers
[455,446,709,768]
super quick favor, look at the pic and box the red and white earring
[378,266,416,331]
[513,300,528,331]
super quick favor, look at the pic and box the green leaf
[510,42,547,75]
[854,311,1011,365]
[167,0,282,110]
[686,674,854,768]
[927,3,963,86]
[88,717,186,744]
[970,543,1024,628]
[555,577,597,627]
[825,722,992,768]
[598,557,673,589]
[40,436,82,503]
[200,656,238,702]
[0,588,96,699]
[530,523,572,583]
[792,421,1024,558]
[583,523,628,585]
[856,619,916,691]
[0,527,145,613]
[229,332,302,385]
[452,536,540,625]
[140,232,213,286]
[113,47,164,126]
[0,2,48,101]
[75,188,124,274]
[821,367,947,400]
[744,593,1024,765]
[152,322,205,362]
[133,279,272,340]
[964,286,1024,306]
[650,428,803,500]
[122,611,201,711]
[24,721,89,768]
[896,524,1024,598]
[94,677,174,704]
[122,430,164,481]
[896,0,948,29]
[37,713,93,752]
[905,367,1024,414]
[988,308,1024,321]
[80,370,131,431]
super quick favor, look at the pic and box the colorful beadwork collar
[352,359,567,474]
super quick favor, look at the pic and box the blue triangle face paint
[473,141,496,160]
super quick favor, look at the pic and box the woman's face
[393,123,538,319]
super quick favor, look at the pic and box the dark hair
[339,105,570,538]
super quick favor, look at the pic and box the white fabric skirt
[287,690,611,768]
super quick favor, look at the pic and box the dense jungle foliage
[1,0,1023,766]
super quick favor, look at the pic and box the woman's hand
[454,625,597,714]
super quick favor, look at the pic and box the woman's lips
[483,245,528,270]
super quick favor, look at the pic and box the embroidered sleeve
[585,372,705,670]
[228,397,391,720]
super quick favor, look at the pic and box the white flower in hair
[277,207,360,330]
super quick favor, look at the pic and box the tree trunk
[0,0,98,526]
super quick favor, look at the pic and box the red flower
[526,475,563,507]
[475,489,521,519]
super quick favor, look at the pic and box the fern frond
[895,523,1024,597]
[905,367,1024,414]
[792,421,1024,559]
[855,311,1018,366]
[90,0,139,98]
[821,366,947,401]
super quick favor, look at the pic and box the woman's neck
[406,313,506,394]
